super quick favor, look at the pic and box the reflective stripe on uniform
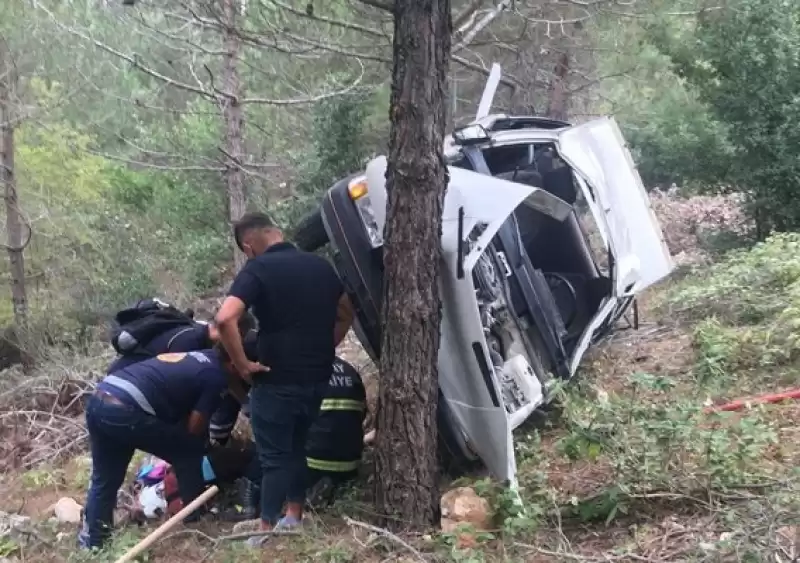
[319,399,365,412]
[306,457,359,472]
[103,375,157,416]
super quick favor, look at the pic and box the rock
[48,498,83,524]
[0,511,34,548]
[0,511,31,537]
[440,487,491,533]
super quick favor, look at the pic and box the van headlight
[347,177,383,248]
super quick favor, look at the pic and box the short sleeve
[228,265,262,308]
[192,368,227,418]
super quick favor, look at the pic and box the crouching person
[304,356,367,502]
[78,346,238,549]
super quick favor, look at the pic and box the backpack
[110,298,195,356]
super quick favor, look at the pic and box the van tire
[293,207,328,252]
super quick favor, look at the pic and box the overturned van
[292,67,674,486]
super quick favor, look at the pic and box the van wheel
[293,207,328,252]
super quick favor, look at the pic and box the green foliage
[0,538,19,558]
[0,111,229,345]
[559,373,779,496]
[276,86,373,230]
[692,318,739,384]
[564,485,629,525]
[621,93,734,190]
[652,0,800,231]
[592,13,734,190]
[305,88,372,192]
[663,233,800,388]
[666,232,800,324]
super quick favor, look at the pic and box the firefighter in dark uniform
[305,357,367,493]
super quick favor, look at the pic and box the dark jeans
[243,448,358,490]
[249,381,327,524]
[81,395,207,548]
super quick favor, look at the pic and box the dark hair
[233,212,275,251]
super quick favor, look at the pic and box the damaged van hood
[365,156,570,483]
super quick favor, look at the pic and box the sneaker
[244,516,302,548]
[245,531,270,548]
[275,515,302,530]
[76,514,92,550]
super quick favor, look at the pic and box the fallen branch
[344,516,427,562]
[217,529,301,542]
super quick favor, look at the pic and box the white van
[292,65,674,485]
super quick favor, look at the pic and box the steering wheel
[543,272,579,330]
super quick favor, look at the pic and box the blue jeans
[81,394,207,548]
[249,382,327,524]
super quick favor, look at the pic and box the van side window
[574,187,610,276]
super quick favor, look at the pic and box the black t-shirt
[100,349,228,424]
[228,242,343,385]
[107,323,212,373]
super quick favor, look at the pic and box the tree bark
[0,40,28,328]
[220,0,247,270]
[374,0,451,531]
[546,52,570,121]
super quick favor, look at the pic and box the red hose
[704,388,800,414]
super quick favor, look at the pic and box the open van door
[558,117,673,296]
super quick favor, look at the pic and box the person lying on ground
[78,345,240,550]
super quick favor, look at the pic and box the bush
[653,0,800,234]
[664,233,800,387]
[557,373,779,493]
[0,116,231,353]
[280,87,373,232]
[665,232,800,324]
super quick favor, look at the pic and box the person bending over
[78,346,238,549]
[106,298,255,374]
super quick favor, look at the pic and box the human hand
[236,360,270,382]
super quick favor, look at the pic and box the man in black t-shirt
[215,212,353,539]
[79,348,236,549]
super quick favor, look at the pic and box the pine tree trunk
[374,0,452,531]
[221,0,247,270]
[0,41,27,328]
[546,52,570,121]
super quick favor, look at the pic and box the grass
[2,233,800,561]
